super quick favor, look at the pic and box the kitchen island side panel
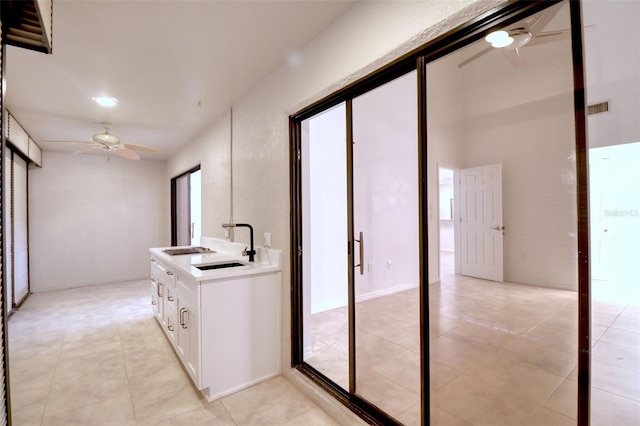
[200,272,281,400]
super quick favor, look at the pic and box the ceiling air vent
[588,101,609,115]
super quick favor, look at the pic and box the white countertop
[150,237,282,282]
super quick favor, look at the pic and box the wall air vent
[588,101,609,115]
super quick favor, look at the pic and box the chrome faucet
[222,223,256,262]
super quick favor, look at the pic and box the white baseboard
[355,281,418,303]
[311,281,419,314]
[204,371,281,402]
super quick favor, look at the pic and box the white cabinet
[176,273,199,384]
[150,276,163,320]
[149,249,281,402]
[150,256,177,340]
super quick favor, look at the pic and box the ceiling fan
[50,123,161,160]
[458,3,570,68]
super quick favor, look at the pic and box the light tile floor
[306,254,640,425]
[8,263,640,426]
[8,280,339,426]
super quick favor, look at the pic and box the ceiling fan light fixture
[510,31,533,48]
[93,132,119,145]
[485,30,514,48]
[93,96,118,107]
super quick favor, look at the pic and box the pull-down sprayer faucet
[221,223,256,262]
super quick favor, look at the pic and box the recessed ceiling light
[93,96,118,107]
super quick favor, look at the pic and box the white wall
[583,0,640,149]
[353,71,419,299]
[29,151,168,291]
[307,104,348,313]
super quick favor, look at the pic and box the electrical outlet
[387,260,392,269]
[224,228,230,239]
[264,232,272,248]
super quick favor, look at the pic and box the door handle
[354,231,364,276]
[491,226,505,231]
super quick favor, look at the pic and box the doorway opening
[171,166,202,246]
[438,166,455,278]
[589,142,640,302]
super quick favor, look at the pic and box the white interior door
[459,164,504,282]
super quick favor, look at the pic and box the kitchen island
[149,237,282,401]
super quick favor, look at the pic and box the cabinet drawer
[150,257,162,277]
[153,259,176,287]
[165,286,178,311]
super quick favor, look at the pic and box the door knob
[491,226,505,231]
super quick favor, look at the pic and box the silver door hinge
[298,247,302,256]
[297,149,301,161]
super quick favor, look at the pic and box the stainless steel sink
[194,261,245,271]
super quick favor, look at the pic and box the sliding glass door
[291,1,588,424]
[299,71,420,424]
[3,147,30,311]
[352,71,420,422]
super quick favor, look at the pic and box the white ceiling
[5,0,357,160]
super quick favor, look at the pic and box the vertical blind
[1,19,8,424]
[3,148,12,314]
[12,153,28,305]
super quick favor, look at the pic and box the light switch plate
[264,232,272,248]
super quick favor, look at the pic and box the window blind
[12,154,28,305]
[3,148,12,314]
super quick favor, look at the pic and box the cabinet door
[164,286,178,341]
[150,276,163,320]
[177,297,200,384]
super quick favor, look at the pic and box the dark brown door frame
[569,1,590,424]
[290,0,589,425]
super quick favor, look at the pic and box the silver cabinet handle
[180,308,188,329]
[354,231,364,276]
[151,300,156,306]
[157,283,163,298]
[166,270,174,276]
[168,324,174,332]
[151,258,157,263]
[167,294,174,302]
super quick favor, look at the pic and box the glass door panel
[352,70,420,423]
[301,103,350,389]
[425,1,579,424]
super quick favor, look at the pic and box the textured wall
[29,151,168,291]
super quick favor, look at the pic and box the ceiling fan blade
[504,48,525,67]
[113,148,140,160]
[526,29,570,47]
[123,143,162,153]
[72,145,99,155]
[528,2,564,37]
[45,140,93,145]
[458,46,493,68]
